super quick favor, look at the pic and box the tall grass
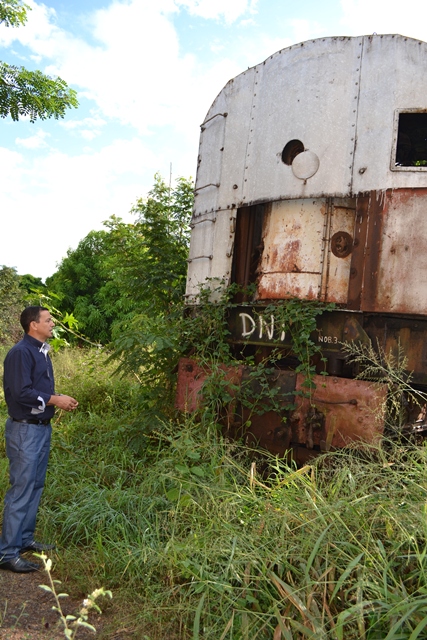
[2,348,427,638]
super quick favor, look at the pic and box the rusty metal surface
[347,188,427,316]
[175,357,243,413]
[359,190,385,312]
[257,199,325,300]
[323,202,356,303]
[256,198,356,303]
[367,189,427,315]
[176,358,386,456]
[175,358,208,413]
[231,369,297,456]
[362,314,427,386]
[292,374,386,449]
[347,195,370,310]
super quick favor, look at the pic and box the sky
[1,0,427,281]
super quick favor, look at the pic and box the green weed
[2,348,427,638]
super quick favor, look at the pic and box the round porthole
[281,139,304,165]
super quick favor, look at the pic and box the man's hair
[20,306,49,333]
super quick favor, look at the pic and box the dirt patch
[0,560,127,640]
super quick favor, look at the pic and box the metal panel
[293,374,386,448]
[194,90,228,217]
[243,37,360,204]
[185,212,215,298]
[194,69,256,216]
[194,35,427,219]
[257,199,326,300]
[367,189,427,314]
[353,36,427,193]
[324,201,356,303]
[210,210,237,287]
[176,359,386,455]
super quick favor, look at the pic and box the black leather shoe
[0,556,40,573]
[21,540,56,553]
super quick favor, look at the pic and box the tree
[19,272,47,295]
[106,173,193,319]
[46,230,114,344]
[47,174,194,345]
[0,1,78,121]
[0,265,25,344]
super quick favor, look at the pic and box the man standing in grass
[0,306,79,573]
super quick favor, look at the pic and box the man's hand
[48,395,79,412]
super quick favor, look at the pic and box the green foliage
[0,265,25,344]
[2,352,427,639]
[109,172,193,319]
[19,272,47,295]
[0,0,29,27]
[264,298,335,385]
[0,62,78,122]
[342,339,427,431]
[46,230,114,343]
[47,174,194,345]
[0,1,78,121]
[3,346,427,639]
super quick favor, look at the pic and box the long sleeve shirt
[3,333,56,421]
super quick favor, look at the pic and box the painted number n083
[318,335,338,344]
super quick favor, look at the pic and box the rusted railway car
[176,34,427,462]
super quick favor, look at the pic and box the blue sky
[1,0,426,280]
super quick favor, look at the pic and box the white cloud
[15,129,50,149]
[0,0,57,48]
[0,138,168,278]
[59,114,107,140]
[288,19,325,44]
[177,0,258,24]
[10,1,199,134]
[340,0,427,40]
[1,0,259,136]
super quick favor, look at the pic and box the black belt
[11,417,51,425]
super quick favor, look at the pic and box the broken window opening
[231,204,265,302]
[395,111,427,167]
[282,139,304,165]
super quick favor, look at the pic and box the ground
[0,561,129,640]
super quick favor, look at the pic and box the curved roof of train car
[194,34,427,216]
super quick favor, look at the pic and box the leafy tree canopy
[47,174,194,344]
[0,0,28,27]
[0,0,78,121]
[19,272,46,295]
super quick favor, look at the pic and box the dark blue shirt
[3,334,55,421]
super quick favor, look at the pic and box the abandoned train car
[176,34,427,461]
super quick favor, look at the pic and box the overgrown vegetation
[45,173,193,344]
[2,169,427,637]
[2,349,427,639]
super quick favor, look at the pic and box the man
[0,306,79,573]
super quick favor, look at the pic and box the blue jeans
[0,418,52,561]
